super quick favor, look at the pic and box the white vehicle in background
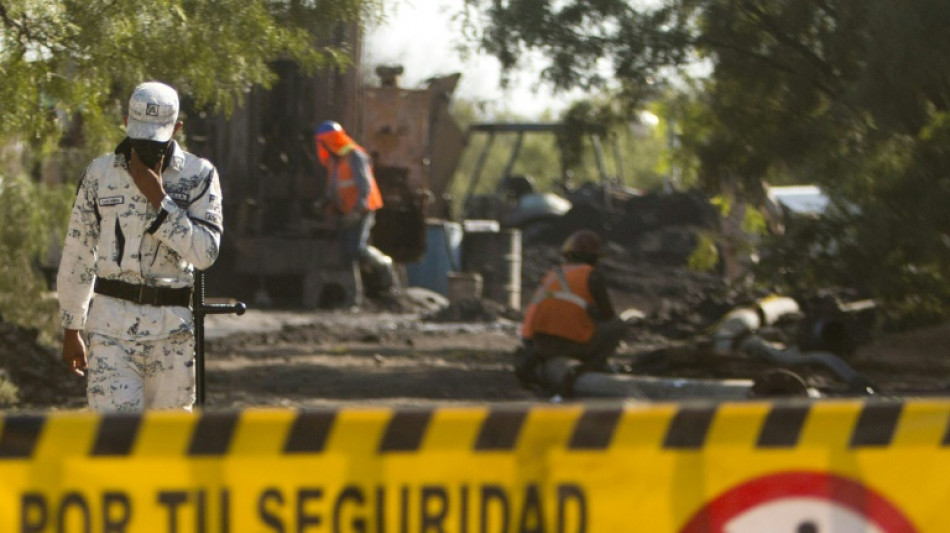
[766,184,830,217]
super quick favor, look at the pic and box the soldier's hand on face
[129,148,167,209]
[62,329,88,377]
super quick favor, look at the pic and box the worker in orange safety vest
[314,120,384,266]
[517,229,627,394]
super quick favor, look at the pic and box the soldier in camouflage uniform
[57,81,223,412]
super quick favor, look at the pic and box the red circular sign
[679,471,918,533]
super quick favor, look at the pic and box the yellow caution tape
[1,399,948,532]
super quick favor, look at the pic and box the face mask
[130,139,169,168]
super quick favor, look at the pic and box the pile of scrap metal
[707,294,879,395]
[460,122,640,237]
[514,315,758,402]
[515,293,878,402]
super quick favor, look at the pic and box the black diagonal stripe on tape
[284,411,336,453]
[188,412,239,456]
[757,404,810,448]
[379,410,432,452]
[92,414,141,456]
[0,415,45,459]
[663,405,716,449]
[850,402,902,448]
[569,407,622,450]
[475,409,526,451]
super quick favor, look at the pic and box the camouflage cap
[126,81,179,142]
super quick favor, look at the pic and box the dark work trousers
[532,316,627,371]
[339,210,376,265]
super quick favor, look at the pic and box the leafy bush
[0,173,73,343]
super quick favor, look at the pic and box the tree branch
[0,1,33,44]
[741,0,841,85]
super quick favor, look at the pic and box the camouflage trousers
[87,331,196,412]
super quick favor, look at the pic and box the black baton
[193,270,246,407]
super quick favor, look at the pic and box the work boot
[513,344,541,388]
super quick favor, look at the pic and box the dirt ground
[195,298,950,409]
[11,281,949,413]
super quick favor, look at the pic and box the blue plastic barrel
[405,221,462,296]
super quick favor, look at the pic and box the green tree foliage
[0,0,377,155]
[0,173,73,341]
[462,0,693,107]
[465,0,950,324]
[0,0,377,335]
[559,99,675,192]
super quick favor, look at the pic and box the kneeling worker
[518,229,626,394]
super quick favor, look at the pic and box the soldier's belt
[94,278,192,307]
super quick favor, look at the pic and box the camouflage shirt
[57,141,223,340]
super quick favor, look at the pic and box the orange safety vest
[521,263,595,343]
[326,146,384,214]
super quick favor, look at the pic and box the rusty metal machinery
[362,67,466,263]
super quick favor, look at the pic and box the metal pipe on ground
[738,335,876,394]
[712,296,801,353]
[712,307,761,354]
[758,295,802,325]
[539,356,753,401]
[573,374,753,400]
